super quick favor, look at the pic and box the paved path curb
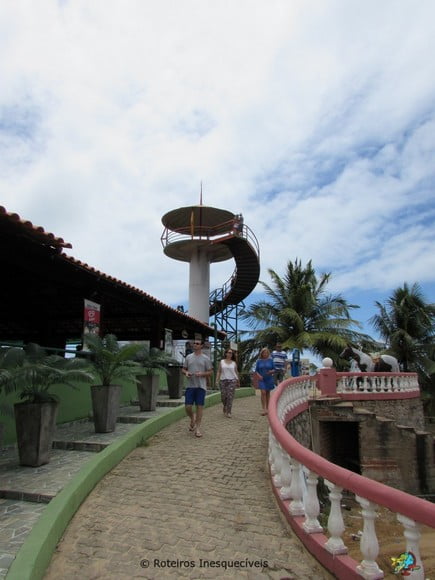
[41,391,330,580]
[5,391,246,579]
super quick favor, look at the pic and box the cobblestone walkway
[44,393,332,580]
[0,405,175,577]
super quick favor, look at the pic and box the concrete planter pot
[136,374,160,411]
[91,385,121,433]
[167,365,183,399]
[14,400,59,467]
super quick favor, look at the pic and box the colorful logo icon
[391,551,421,575]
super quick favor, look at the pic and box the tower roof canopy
[162,205,234,237]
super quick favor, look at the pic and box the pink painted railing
[268,369,435,579]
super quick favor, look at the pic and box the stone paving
[0,402,177,578]
[43,393,332,580]
[0,498,46,575]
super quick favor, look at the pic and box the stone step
[128,397,184,411]
[52,415,148,452]
[0,489,54,503]
[117,415,149,424]
[155,398,184,408]
[52,440,109,452]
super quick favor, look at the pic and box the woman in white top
[215,348,239,418]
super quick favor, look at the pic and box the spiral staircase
[161,205,260,340]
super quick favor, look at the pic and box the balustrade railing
[336,372,420,395]
[268,372,435,579]
[161,218,260,256]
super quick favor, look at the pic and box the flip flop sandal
[189,423,196,432]
[195,430,203,438]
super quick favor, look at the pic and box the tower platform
[161,205,260,319]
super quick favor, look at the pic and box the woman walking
[215,348,239,418]
[254,347,275,415]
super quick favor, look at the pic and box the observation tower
[161,202,260,336]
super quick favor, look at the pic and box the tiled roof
[60,252,212,326]
[0,205,222,335]
[0,205,72,249]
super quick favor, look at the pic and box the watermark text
[140,558,268,570]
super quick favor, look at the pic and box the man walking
[271,343,289,385]
[182,339,213,437]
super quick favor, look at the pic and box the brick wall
[353,398,426,430]
[286,411,311,448]
[288,398,435,495]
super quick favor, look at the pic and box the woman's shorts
[185,387,206,406]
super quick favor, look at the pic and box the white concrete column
[397,514,424,580]
[325,480,347,555]
[288,458,305,516]
[355,496,383,579]
[303,470,323,533]
[188,245,210,323]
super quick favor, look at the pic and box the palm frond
[241,258,363,361]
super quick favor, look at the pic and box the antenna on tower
[200,181,203,205]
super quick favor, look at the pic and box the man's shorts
[185,387,206,406]
[274,370,285,385]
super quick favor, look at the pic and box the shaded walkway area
[44,394,331,579]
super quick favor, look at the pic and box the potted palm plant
[0,343,94,467]
[83,333,142,433]
[135,347,176,411]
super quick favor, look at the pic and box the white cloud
[1,0,435,332]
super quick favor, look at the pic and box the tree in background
[370,282,435,411]
[241,259,372,362]
[230,338,258,387]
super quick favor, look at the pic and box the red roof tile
[0,205,223,335]
[0,205,72,249]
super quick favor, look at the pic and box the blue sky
[1,0,435,342]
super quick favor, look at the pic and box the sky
[1,0,435,340]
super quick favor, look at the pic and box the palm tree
[241,259,370,361]
[370,283,435,377]
[234,337,261,386]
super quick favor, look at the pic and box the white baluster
[279,449,293,499]
[268,430,276,473]
[270,434,280,479]
[272,442,283,487]
[288,458,304,516]
[355,495,383,579]
[365,376,374,392]
[324,480,347,555]
[396,514,424,580]
[303,470,323,533]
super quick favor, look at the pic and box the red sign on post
[83,299,101,336]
